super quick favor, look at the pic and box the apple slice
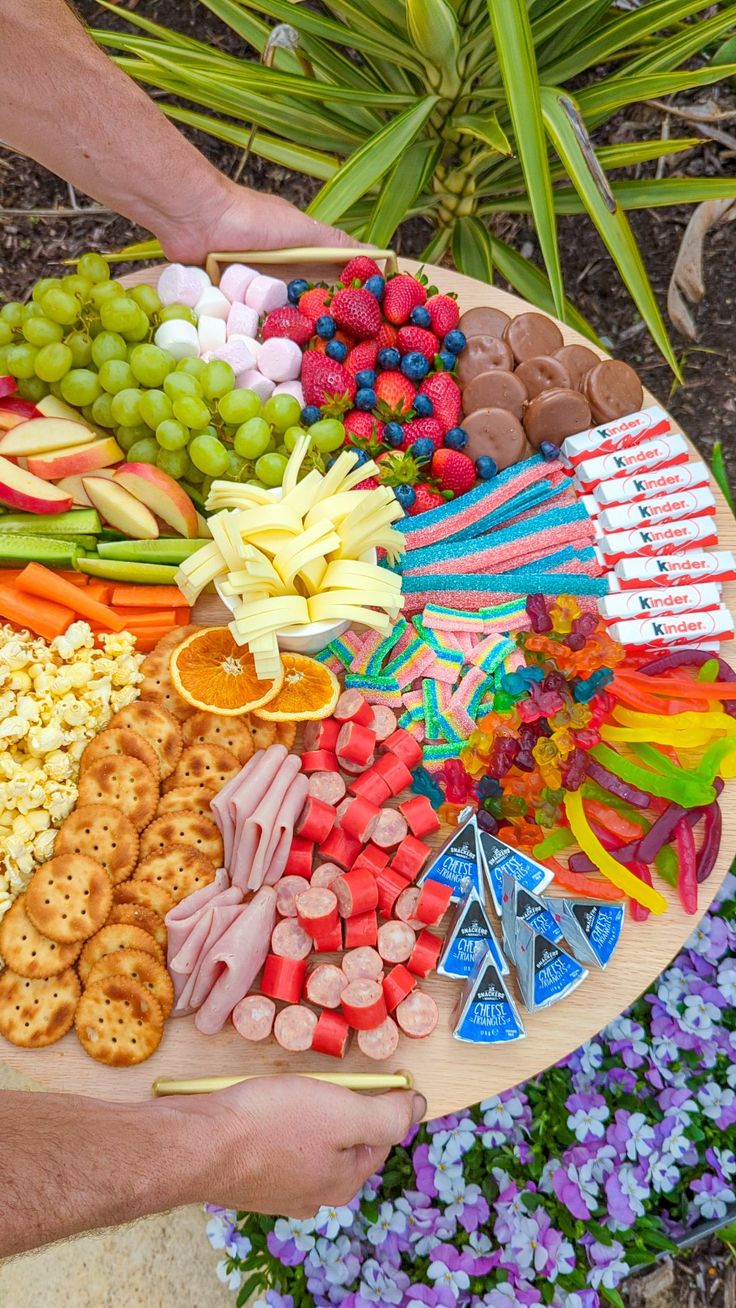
[114,463,198,539]
[36,394,95,429]
[83,476,159,540]
[56,468,117,508]
[0,455,73,514]
[27,436,123,481]
[0,412,24,432]
[0,377,16,400]
[0,396,40,419]
[0,417,96,457]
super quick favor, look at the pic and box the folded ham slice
[166,868,230,963]
[174,901,246,1015]
[210,752,270,867]
[194,886,277,1035]
[263,772,310,886]
[231,752,302,891]
[230,745,288,882]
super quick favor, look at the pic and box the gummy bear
[550,595,581,636]
[562,747,588,790]
[410,766,445,809]
[526,593,552,633]
[438,801,466,827]
[442,758,474,805]
[476,808,499,835]
[477,776,502,799]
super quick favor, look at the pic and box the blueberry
[409,305,431,328]
[355,387,377,410]
[352,448,370,467]
[364,274,385,299]
[444,426,468,450]
[395,484,416,509]
[475,455,498,480]
[287,277,309,305]
[384,422,405,448]
[325,339,348,362]
[400,351,430,382]
[409,437,435,460]
[315,315,336,339]
[301,405,321,426]
[539,440,560,462]
[413,393,434,417]
[377,347,400,371]
[443,329,466,354]
[355,369,376,389]
[438,350,456,371]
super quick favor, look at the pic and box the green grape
[184,461,204,486]
[173,395,210,430]
[0,302,24,328]
[255,452,288,488]
[48,381,64,399]
[60,368,102,407]
[129,284,161,317]
[155,417,188,451]
[226,450,247,481]
[17,376,49,403]
[129,343,174,388]
[164,371,201,401]
[98,359,136,395]
[21,302,43,322]
[156,447,189,479]
[91,392,116,429]
[189,433,230,477]
[66,332,93,368]
[6,343,38,379]
[233,416,271,459]
[110,387,144,427]
[90,280,124,309]
[114,424,146,452]
[201,360,235,401]
[22,316,63,348]
[0,321,13,347]
[40,289,80,327]
[81,404,96,424]
[91,331,127,368]
[121,308,150,343]
[64,274,93,302]
[32,277,62,305]
[126,437,159,465]
[158,303,196,325]
[87,317,103,339]
[77,252,110,284]
[264,393,302,434]
[309,418,345,453]
[176,356,207,380]
[139,390,173,431]
[0,346,11,374]
[99,295,140,335]
[218,388,261,426]
[283,425,307,453]
[34,342,73,383]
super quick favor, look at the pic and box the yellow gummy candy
[565,790,668,915]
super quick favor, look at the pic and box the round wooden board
[2,257,734,1118]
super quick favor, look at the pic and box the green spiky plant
[92,0,736,369]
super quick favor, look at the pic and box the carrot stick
[0,585,73,642]
[115,609,177,628]
[15,562,127,632]
[0,568,87,586]
[110,585,186,608]
[84,581,114,604]
[174,608,191,624]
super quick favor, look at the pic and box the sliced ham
[210,755,264,866]
[174,901,245,1015]
[231,752,302,891]
[263,772,310,886]
[230,746,289,888]
[165,867,230,964]
[194,886,277,1035]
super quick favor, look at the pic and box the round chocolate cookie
[462,369,528,420]
[555,344,600,390]
[523,388,592,447]
[458,306,511,339]
[514,355,571,400]
[583,359,643,423]
[504,312,564,364]
[463,407,529,470]
[457,335,513,388]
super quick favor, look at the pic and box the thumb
[356,1090,427,1148]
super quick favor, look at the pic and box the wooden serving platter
[2,258,734,1118]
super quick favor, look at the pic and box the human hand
[176,1075,425,1218]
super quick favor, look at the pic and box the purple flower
[690,1172,735,1221]
[428,1245,472,1298]
[698,1082,736,1127]
[366,1202,407,1249]
[551,1165,593,1220]
[566,1093,609,1141]
[586,1238,629,1290]
[315,1205,356,1239]
[605,1164,649,1229]
[445,1182,489,1234]
[509,1212,575,1282]
[356,1259,409,1305]
[406,1285,456,1308]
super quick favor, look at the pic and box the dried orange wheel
[169,627,283,716]
[252,653,340,722]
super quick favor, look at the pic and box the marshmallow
[226,302,259,340]
[272,381,305,406]
[258,337,302,382]
[211,337,258,373]
[153,318,199,360]
[245,274,289,314]
[157,263,211,308]
[219,263,259,302]
[194,286,231,321]
[197,315,227,354]
[235,370,275,402]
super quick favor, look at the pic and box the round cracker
[54,804,139,886]
[110,700,182,780]
[77,755,158,832]
[78,923,164,986]
[25,855,112,945]
[140,651,193,723]
[183,711,254,765]
[0,967,80,1048]
[0,894,82,979]
[86,949,174,1019]
[140,813,223,867]
[80,727,160,782]
[75,974,163,1066]
[273,720,297,751]
[133,845,216,904]
[113,880,175,919]
[246,717,278,751]
[157,785,216,820]
[154,624,200,656]
[163,743,240,793]
[106,903,167,953]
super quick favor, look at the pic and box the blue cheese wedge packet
[550,898,625,968]
[515,918,588,1011]
[452,943,525,1045]
[500,872,563,963]
[476,828,553,914]
[438,884,509,979]
[419,814,482,901]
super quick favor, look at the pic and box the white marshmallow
[235,370,275,402]
[211,338,257,373]
[258,337,302,383]
[219,263,259,302]
[157,263,210,308]
[197,314,227,354]
[272,381,305,406]
[226,302,259,340]
[194,286,231,321]
[229,334,260,362]
[245,274,289,314]
[153,318,200,360]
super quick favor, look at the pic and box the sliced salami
[333,867,378,918]
[303,718,340,752]
[334,690,374,726]
[370,705,397,742]
[336,721,377,767]
[296,886,339,936]
[357,1015,399,1061]
[271,917,313,960]
[335,797,352,824]
[306,962,347,1009]
[340,796,381,844]
[311,861,344,890]
[395,989,439,1039]
[341,978,387,1030]
[342,945,384,982]
[308,771,346,806]
[275,874,311,917]
[394,885,422,927]
[377,920,416,964]
[371,809,409,850]
[337,752,375,775]
[274,1004,318,1051]
[232,993,275,1042]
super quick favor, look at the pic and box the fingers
[349,1089,426,1148]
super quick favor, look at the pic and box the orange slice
[169,627,283,716]
[252,652,340,722]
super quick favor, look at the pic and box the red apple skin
[0,456,73,514]
[0,376,16,400]
[0,396,40,419]
[114,463,199,539]
[26,437,124,480]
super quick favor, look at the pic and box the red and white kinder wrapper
[609,606,734,648]
[574,433,689,492]
[598,582,721,624]
[598,516,719,564]
[597,486,716,535]
[612,550,736,590]
[561,404,671,468]
[593,460,710,508]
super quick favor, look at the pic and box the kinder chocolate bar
[550,899,625,969]
[500,871,562,964]
[438,884,509,979]
[598,516,719,564]
[612,550,736,590]
[561,405,671,468]
[593,460,710,507]
[597,486,716,535]
[609,606,734,648]
[452,944,526,1044]
[599,583,721,623]
[476,827,553,915]
[419,814,482,901]
[579,494,600,519]
[515,919,588,1012]
[574,433,689,492]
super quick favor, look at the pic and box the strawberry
[298,286,331,324]
[376,322,398,351]
[419,372,462,428]
[374,370,417,419]
[301,351,356,412]
[330,287,382,340]
[312,329,353,354]
[355,476,379,490]
[431,447,477,494]
[396,325,440,361]
[340,255,381,285]
[401,417,444,451]
[344,410,385,444]
[425,293,459,337]
[261,306,313,345]
[382,274,427,325]
[410,485,446,515]
[345,339,379,378]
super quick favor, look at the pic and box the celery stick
[96,538,205,564]
[0,534,80,566]
[0,509,101,536]
[78,557,179,584]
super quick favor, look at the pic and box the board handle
[204,246,398,284]
[152,1070,413,1096]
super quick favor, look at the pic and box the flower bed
[205,872,736,1308]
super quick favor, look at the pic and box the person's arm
[1,1076,424,1257]
[0,0,352,262]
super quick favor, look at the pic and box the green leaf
[578,65,736,123]
[234,0,423,71]
[452,216,494,283]
[307,97,437,223]
[716,1220,736,1244]
[541,0,715,83]
[551,135,703,176]
[420,225,453,263]
[406,0,461,93]
[93,1,236,52]
[363,139,440,246]
[600,1289,626,1308]
[712,34,736,66]
[711,443,735,513]
[102,239,164,264]
[454,111,512,154]
[236,1273,266,1307]
[486,232,602,344]
[487,0,565,318]
[623,6,736,75]
[164,104,338,180]
[487,175,736,214]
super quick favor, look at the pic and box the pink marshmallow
[245,274,288,315]
[211,337,257,372]
[219,263,259,302]
[157,263,211,308]
[258,337,302,383]
[235,370,275,402]
[227,302,259,340]
[272,381,304,405]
